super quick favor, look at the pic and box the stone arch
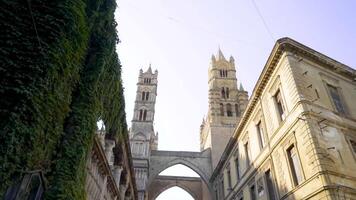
[149,158,209,185]
[148,150,213,200]
[152,185,197,200]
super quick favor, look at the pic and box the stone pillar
[105,139,115,161]
[113,165,123,186]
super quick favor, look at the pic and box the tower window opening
[145,92,149,101]
[220,69,228,77]
[143,110,147,121]
[226,103,232,117]
[220,103,224,116]
[144,78,151,84]
[139,109,143,121]
[141,92,146,101]
[226,87,230,99]
[221,88,226,99]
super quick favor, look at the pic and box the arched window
[143,110,147,121]
[221,88,226,99]
[226,87,230,99]
[235,104,239,116]
[220,70,223,77]
[226,103,232,117]
[145,92,149,100]
[139,109,143,121]
[142,92,145,101]
[225,70,228,77]
[220,103,224,116]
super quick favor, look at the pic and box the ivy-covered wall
[0,0,127,199]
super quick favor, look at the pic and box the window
[143,110,147,121]
[235,104,240,116]
[244,142,251,166]
[265,169,276,200]
[327,84,347,115]
[227,168,232,189]
[250,184,256,200]
[141,92,146,101]
[226,104,233,117]
[145,92,149,101]
[256,121,266,149]
[226,87,230,99]
[350,140,356,154]
[220,70,228,77]
[235,156,240,181]
[144,78,151,84]
[274,89,286,121]
[220,103,224,116]
[139,109,143,121]
[287,145,303,186]
[257,178,265,197]
[221,88,226,98]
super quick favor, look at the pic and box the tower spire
[217,47,226,61]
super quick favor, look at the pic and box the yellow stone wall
[211,39,356,200]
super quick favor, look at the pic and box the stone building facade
[200,49,249,169]
[210,38,356,200]
[86,130,137,200]
[129,67,159,200]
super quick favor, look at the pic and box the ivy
[0,0,127,198]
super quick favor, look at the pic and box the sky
[115,0,356,199]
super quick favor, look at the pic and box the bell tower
[200,48,248,169]
[129,65,158,200]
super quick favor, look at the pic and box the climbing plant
[0,0,127,199]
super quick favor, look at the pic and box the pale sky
[115,0,356,199]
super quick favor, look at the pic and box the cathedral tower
[129,66,158,200]
[200,49,248,169]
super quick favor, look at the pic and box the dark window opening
[226,87,230,99]
[141,92,145,101]
[265,169,276,200]
[274,89,286,121]
[139,110,143,121]
[226,103,232,117]
[221,87,226,99]
[287,145,303,186]
[143,110,147,121]
[327,84,347,115]
[145,92,149,101]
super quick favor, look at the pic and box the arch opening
[155,186,195,200]
[159,164,199,177]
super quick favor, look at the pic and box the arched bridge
[147,149,213,200]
